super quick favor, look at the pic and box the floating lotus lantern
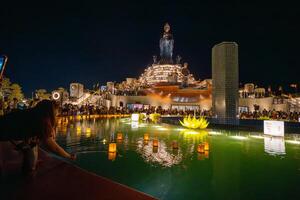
[108,143,117,153]
[117,133,123,140]
[179,115,209,129]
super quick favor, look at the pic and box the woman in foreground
[0,100,76,174]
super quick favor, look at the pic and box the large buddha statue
[159,23,174,64]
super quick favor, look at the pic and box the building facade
[212,42,239,125]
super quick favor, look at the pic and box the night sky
[1,1,299,96]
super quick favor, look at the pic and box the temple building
[106,23,212,111]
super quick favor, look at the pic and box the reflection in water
[108,152,117,161]
[197,151,209,160]
[54,119,300,200]
[131,121,139,129]
[136,138,183,167]
[230,135,248,140]
[264,136,286,155]
[180,129,208,136]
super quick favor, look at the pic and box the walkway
[0,143,157,200]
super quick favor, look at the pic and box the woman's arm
[43,137,75,160]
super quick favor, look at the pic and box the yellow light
[209,131,222,135]
[117,133,123,140]
[76,127,81,136]
[86,130,91,138]
[204,142,209,151]
[250,135,264,139]
[153,139,159,147]
[86,128,91,133]
[103,139,107,144]
[204,150,209,159]
[108,152,116,161]
[62,127,67,133]
[231,135,248,140]
[108,143,117,153]
[144,133,149,141]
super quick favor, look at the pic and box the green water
[56,118,300,200]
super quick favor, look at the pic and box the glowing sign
[264,120,284,137]
[52,92,60,100]
[131,114,139,122]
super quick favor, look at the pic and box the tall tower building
[212,42,239,125]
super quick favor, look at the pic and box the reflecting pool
[56,118,300,200]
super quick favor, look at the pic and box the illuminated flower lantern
[153,139,159,147]
[117,133,123,140]
[204,142,209,151]
[179,115,209,129]
[172,141,179,149]
[144,133,149,141]
[197,144,205,153]
[109,143,117,153]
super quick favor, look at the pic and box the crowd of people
[0,99,76,176]
[58,103,300,123]
[59,103,214,117]
[239,109,300,122]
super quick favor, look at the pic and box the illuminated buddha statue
[159,23,174,64]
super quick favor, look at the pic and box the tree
[1,77,12,97]
[0,77,24,102]
[9,83,24,102]
[35,89,51,100]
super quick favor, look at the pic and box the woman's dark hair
[33,100,59,128]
